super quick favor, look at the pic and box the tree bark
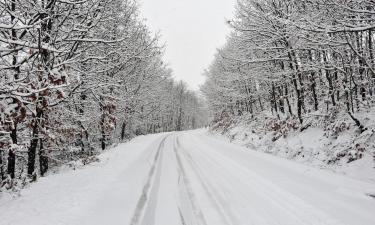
[278,86,285,114]
[285,85,293,117]
[7,0,19,180]
[0,149,5,181]
[271,83,280,119]
[39,138,48,176]
[7,126,16,179]
[121,121,127,140]
[308,50,319,111]
[288,51,303,123]
[369,29,375,95]
[101,109,106,150]
[27,107,43,176]
[322,51,336,107]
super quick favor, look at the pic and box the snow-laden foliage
[0,0,208,190]
[202,0,375,165]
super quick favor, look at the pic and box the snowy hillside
[209,108,375,182]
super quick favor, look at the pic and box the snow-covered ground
[1,130,375,225]
[210,110,375,184]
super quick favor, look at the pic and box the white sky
[139,0,236,90]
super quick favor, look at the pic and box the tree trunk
[121,121,127,140]
[356,31,367,102]
[344,68,351,112]
[28,0,55,176]
[177,106,182,131]
[291,49,306,113]
[288,51,303,123]
[322,51,336,107]
[27,107,43,176]
[7,126,16,179]
[7,0,19,180]
[311,72,319,111]
[0,148,5,181]
[271,83,280,119]
[285,85,293,116]
[369,29,375,95]
[101,111,106,150]
[278,86,285,114]
[295,79,303,124]
[308,50,319,111]
[39,138,48,176]
[258,97,264,111]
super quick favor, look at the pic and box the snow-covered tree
[0,0,207,188]
[202,0,374,137]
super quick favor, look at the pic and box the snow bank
[210,108,375,183]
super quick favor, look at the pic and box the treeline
[202,0,374,130]
[0,0,206,188]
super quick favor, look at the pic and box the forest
[1,1,375,224]
[202,0,375,163]
[0,0,207,189]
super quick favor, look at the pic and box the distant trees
[202,0,374,130]
[0,0,206,188]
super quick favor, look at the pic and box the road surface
[1,130,375,225]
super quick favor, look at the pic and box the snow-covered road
[1,130,375,225]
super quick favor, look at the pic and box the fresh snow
[1,130,375,225]
[214,113,375,184]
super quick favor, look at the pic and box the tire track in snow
[175,136,239,225]
[129,135,168,225]
[178,207,187,225]
[173,136,208,225]
[190,136,345,225]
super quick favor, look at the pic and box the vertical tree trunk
[28,0,56,176]
[121,121,127,140]
[311,72,319,111]
[0,148,5,181]
[350,69,360,112]
[323,51,336,107]
[27,107,43,176]
[308,50,319,111]
[288,51,303,124]
[101,109,106,150]
[77,92,87,151]
[369,29,375,95]
[177,106,182,131]
[349,68,355,113]
[249,97,254,114]
[39,137,48,176]
[291,49,306,113]
[27,137,38,176]
[7,126,17,179]
[285,85,293,116]
[258,97,264,111]
[343,68,351,112]
[294,78,303,124]
[7,0,19,180]
[271,83,280,119]
[278,86,285,114]
[356,31,367,101]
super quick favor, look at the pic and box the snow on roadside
[209,109,375,183]
[0,133,165,225]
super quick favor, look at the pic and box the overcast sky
[139,0,236,90]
